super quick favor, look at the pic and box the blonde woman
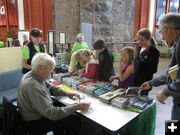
[68,49,92,75]
[110,47,135,89]
[134,28,160,95]
[80,52,98,81]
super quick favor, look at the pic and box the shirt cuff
[149,81,153,87]
[163,86,171,97]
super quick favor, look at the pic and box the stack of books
[130,99,147,110]
[126,96,153,112]
[62,77,75,87]
[62,76,92,88]
[126,87,141,96]
[50,81,61,86]
[93,88,109,97]
[99,89,126,104]
[111,96,130,109]
[78,82,99,94]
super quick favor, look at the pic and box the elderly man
[17,53,90,135]
[141,13,180,120]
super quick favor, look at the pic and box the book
[126,87,141,96]
[99,89,126,104]
[130,99,147,110]
[138,96,153,104]
[169,64,178,81]
[58,84,74,92]
[99,91,119,104]
[51,81,61,86]
[111,96,130,109]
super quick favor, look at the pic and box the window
[155,0,180,41]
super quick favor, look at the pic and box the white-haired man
[17,53,90,134]
[141,13,180,120]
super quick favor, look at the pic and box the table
[58,90,156,135]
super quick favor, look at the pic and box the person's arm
[72,42,78,52]
[119,64,134,81]
[141,71,168,90]
[22,59,32,69]
[45,81,66,96]
[149,71,168,87]
[22,45,31,69]
[68,53,76,73]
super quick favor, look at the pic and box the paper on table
[60,96,91,105]
[60,97,78,105]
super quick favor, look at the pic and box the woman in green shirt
[72,33,89,52]
[22,28,47,74]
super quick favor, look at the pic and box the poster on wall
[0,0,18,25]
[18,30,30,46]
[0,1,6,25]
[48,30,55,55]
[59,33,66,44]
[8,0,18,25]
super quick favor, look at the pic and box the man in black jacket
[93,39,114,82]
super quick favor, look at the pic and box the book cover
[58,84,74,92]
[126,87,140,96]
[99,91,119,104]
[130,99,147,110]
[169,65,178,81]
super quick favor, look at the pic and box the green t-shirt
[22,44,47,59]
[72,42,89,52]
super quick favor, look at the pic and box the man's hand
[66,92,80,100]
[157,90,168,104]
[75,102,90,110]
[141,82,151,90]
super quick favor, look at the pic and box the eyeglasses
[43,66,54,72]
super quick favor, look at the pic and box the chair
[2,96,27,135]
[2,97,51,135]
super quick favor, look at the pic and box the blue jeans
[171,103,180,120]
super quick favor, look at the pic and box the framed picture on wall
[18,30,30,46]
[59,32,66,44]
[48,30,55,55]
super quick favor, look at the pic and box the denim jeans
[171,103,180,120]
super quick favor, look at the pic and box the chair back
[2,96,27,135]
